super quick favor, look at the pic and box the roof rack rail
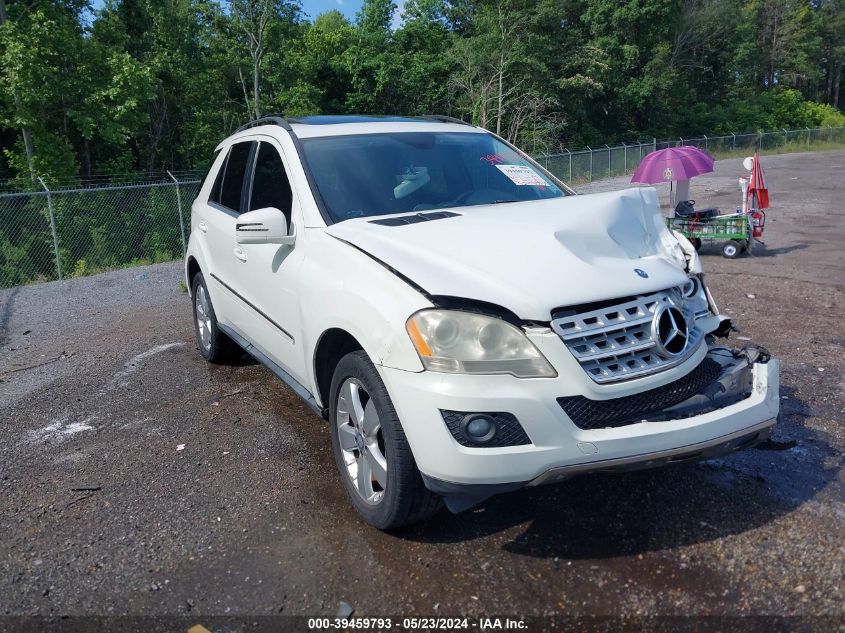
[418,115,473,126]
[235,115,293,133]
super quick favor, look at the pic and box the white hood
[325,187,689,321]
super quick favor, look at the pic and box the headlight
[406,309,557,378]
[680,275,700,298]
[681,274,710,314]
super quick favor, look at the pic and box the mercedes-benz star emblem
[653,305,689,356]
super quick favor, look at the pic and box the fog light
[461,414,497,444]
[441,410,530,448]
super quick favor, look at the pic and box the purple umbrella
[631,146,715,184]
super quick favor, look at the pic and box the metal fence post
[703,134,708,152]
[622,141,627,173]
[731,132,736,150]
[653,138,657,153]
[605,144,611,177]
[167,170,187,257]
[587,146,593,181]
[566,149,572,184]
[37,177,62,280]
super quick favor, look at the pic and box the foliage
[0,0,842,182]
[0,180,203,288]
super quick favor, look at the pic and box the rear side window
[250,142,293,225]
[208,151,226,204]
[214,141,255,213]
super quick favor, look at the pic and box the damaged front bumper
[398,345,779,513]
[424,416,774,512]
[526,417,774,485]
[530,346,777,484]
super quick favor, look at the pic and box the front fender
[298,231,431,399]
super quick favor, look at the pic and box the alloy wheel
[195,285,212,351]
[336,378,387,505]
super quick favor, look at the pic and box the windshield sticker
[495,164,547,186]
[480,153,506,165]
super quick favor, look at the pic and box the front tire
[329,351,442,529]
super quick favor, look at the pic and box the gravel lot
[1,151,843,622]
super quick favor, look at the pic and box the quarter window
[208,152,226,204]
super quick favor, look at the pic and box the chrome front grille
[551,289,704,383]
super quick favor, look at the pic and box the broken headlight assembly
[681,273,712,316]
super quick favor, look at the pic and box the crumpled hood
[325,187,689,321]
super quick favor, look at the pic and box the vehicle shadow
[397,387,840,559]
[697,242,809,258]
[231,350,260,366]
[748,242,810,257]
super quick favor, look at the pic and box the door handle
[233,246,247,262]
[198,221,208,233]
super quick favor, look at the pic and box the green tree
[2,0,844,187]
[817,0,844,107]
[0,0,86,182]
[276,11,354,114]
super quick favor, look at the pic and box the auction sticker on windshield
[495,164,547,186]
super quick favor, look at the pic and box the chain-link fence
[2,125,844,289]
[538,125,845,184]
[0,175,200,289]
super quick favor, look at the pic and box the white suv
[185,115,780,529]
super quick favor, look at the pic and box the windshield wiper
[493,199,519,204]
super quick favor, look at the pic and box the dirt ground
[0,151,843,625]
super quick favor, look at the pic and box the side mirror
[236,207,295,245]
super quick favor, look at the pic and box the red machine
[750,209,766,239]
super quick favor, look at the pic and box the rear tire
[722,240,741,259]
[191,272,237,362]
[329,351,442,529]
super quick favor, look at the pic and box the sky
[300,0,364,22]
[87,0,405,26]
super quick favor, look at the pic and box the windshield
[299,132,567,223]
